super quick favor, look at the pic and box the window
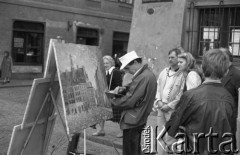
[112,32,129,57]
[118,0,133,5]
[76,27,99,46]
[142,0,172,3]
[187,5,240,58]
[12,21,44,65]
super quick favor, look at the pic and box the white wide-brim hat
[119,51,140,70]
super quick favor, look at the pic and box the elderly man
[111,51,157,155]
[166,49,235,154]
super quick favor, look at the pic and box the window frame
[11,20,45,66]
[112,31,129,57]
[186,3,240,61]
[142,0,173,3]
[118,0,134,5]
[76,27,99,46]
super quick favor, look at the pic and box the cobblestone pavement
[76,138,122,155]
[0,87,31,154]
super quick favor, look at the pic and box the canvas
[7,39,113,154]
[53,40,112,134]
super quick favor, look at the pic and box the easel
[20,89,70,155]
[7,77,65,155]
[8,39,109,155]
[7,39,71,155]
[19,38,73,155]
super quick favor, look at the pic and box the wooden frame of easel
[7,78,63,155]
[20,88,70,155]
[8,38,109,155]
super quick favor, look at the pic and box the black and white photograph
[0,0,240,155]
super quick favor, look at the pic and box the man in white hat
[111,51,157,155]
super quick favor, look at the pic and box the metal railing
[187,1,240,57]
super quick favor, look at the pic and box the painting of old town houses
[54,42,112,133]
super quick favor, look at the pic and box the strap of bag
[108,70,114,90]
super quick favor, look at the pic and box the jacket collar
[222,65,234,86]
[107,66,115,75]
[132,64,148,80]
[202,81,223,86]
[166,66,182,77]
[228,65,234,76]
[203,79,221,84]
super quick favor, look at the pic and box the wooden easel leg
[21,93,50,155]
[42,94,55,155]
[49,89,70,142]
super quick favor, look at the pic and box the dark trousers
[123,124,145,155]
[66,133,80,154]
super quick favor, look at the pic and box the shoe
[7,81,10,83]
[92,131,105,136]
[116,132,123,138]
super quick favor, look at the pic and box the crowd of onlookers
[3,39,239,154]
[91,47,240,155]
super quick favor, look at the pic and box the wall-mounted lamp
[67,21,73,31]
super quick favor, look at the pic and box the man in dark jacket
[111,51,157,155]
[221,48,240,149]
[166,49,235,154]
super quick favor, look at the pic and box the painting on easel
[53,42,112,133]
[7,39,112,154]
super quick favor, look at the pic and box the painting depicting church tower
[54,42,112,133]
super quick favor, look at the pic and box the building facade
[0,0,133,79]
[128,0,240,75]
[182,0,240,65]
